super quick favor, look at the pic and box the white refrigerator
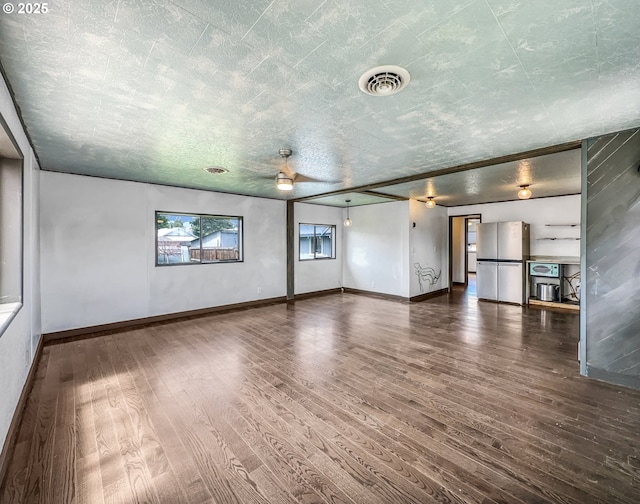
[476,221,530,304]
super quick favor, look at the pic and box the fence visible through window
[156,212,243,265]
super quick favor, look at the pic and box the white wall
[343,201,410,297]
[294,203,343,295]
[409,200,448,297]
[448,195,581,257]
[0,77,40,454]
[40,172,286,333]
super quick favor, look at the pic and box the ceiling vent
[358,65,410,96]
[203,166,228,174]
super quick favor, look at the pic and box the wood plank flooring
[2,289,640,503]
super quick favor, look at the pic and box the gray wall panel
[585,127,640,389]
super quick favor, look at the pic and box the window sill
[0,302,22,337]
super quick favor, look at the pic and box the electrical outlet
[25,348,30,366]
[371,281,376,288]
[257,286,262,294]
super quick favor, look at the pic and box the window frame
[298,223,336,261]
[155,211,244,266]
[0,112,24,339]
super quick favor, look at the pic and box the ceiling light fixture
[276,172,293,191]
[425,197,436,209]
[276,148,293,191]
[518,185,532,200]
[344,199,352,227]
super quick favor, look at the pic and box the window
[0,114,24,338]
[299,224,336,260]
[156,212,243,265]
[0,156,23,337]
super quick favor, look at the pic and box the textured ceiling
[304,192,394,208]
[0,0,638,202]
[377,147,582,206]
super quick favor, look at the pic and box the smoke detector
[203,166,228,174]
[358,65,410,96]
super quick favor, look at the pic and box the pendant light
[518,185,532,200]
[276,148,293,191]
[344,199,352,227]
[425,197,436,209]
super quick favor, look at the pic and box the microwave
[529,262,560,278]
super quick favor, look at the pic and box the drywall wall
[0,77,40,458]
[583,128,640,389]
[40,173,148,331]
[147,184,285,316]
[294,203,343,295]
[343,201,410,298]
[409,200,448,298]
[40,172,286,332]
[448,195,581,257]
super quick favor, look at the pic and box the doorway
[449,214,481,294]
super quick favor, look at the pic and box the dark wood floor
[2,288,640,503]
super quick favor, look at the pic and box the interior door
[476,261,497,301]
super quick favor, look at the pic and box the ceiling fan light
[276,171,293,191]
[518,185,532,199]
[426,197,436,209]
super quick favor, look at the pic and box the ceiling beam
[359,190,410,201]
[292,140,582,203]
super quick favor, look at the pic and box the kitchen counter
[528,256,580,265]
[526,256,581,311]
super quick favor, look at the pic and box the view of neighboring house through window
[156,212,243,265]
[299,224,336,260]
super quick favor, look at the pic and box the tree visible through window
[299,224,336,260]
[156,211,243,265]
